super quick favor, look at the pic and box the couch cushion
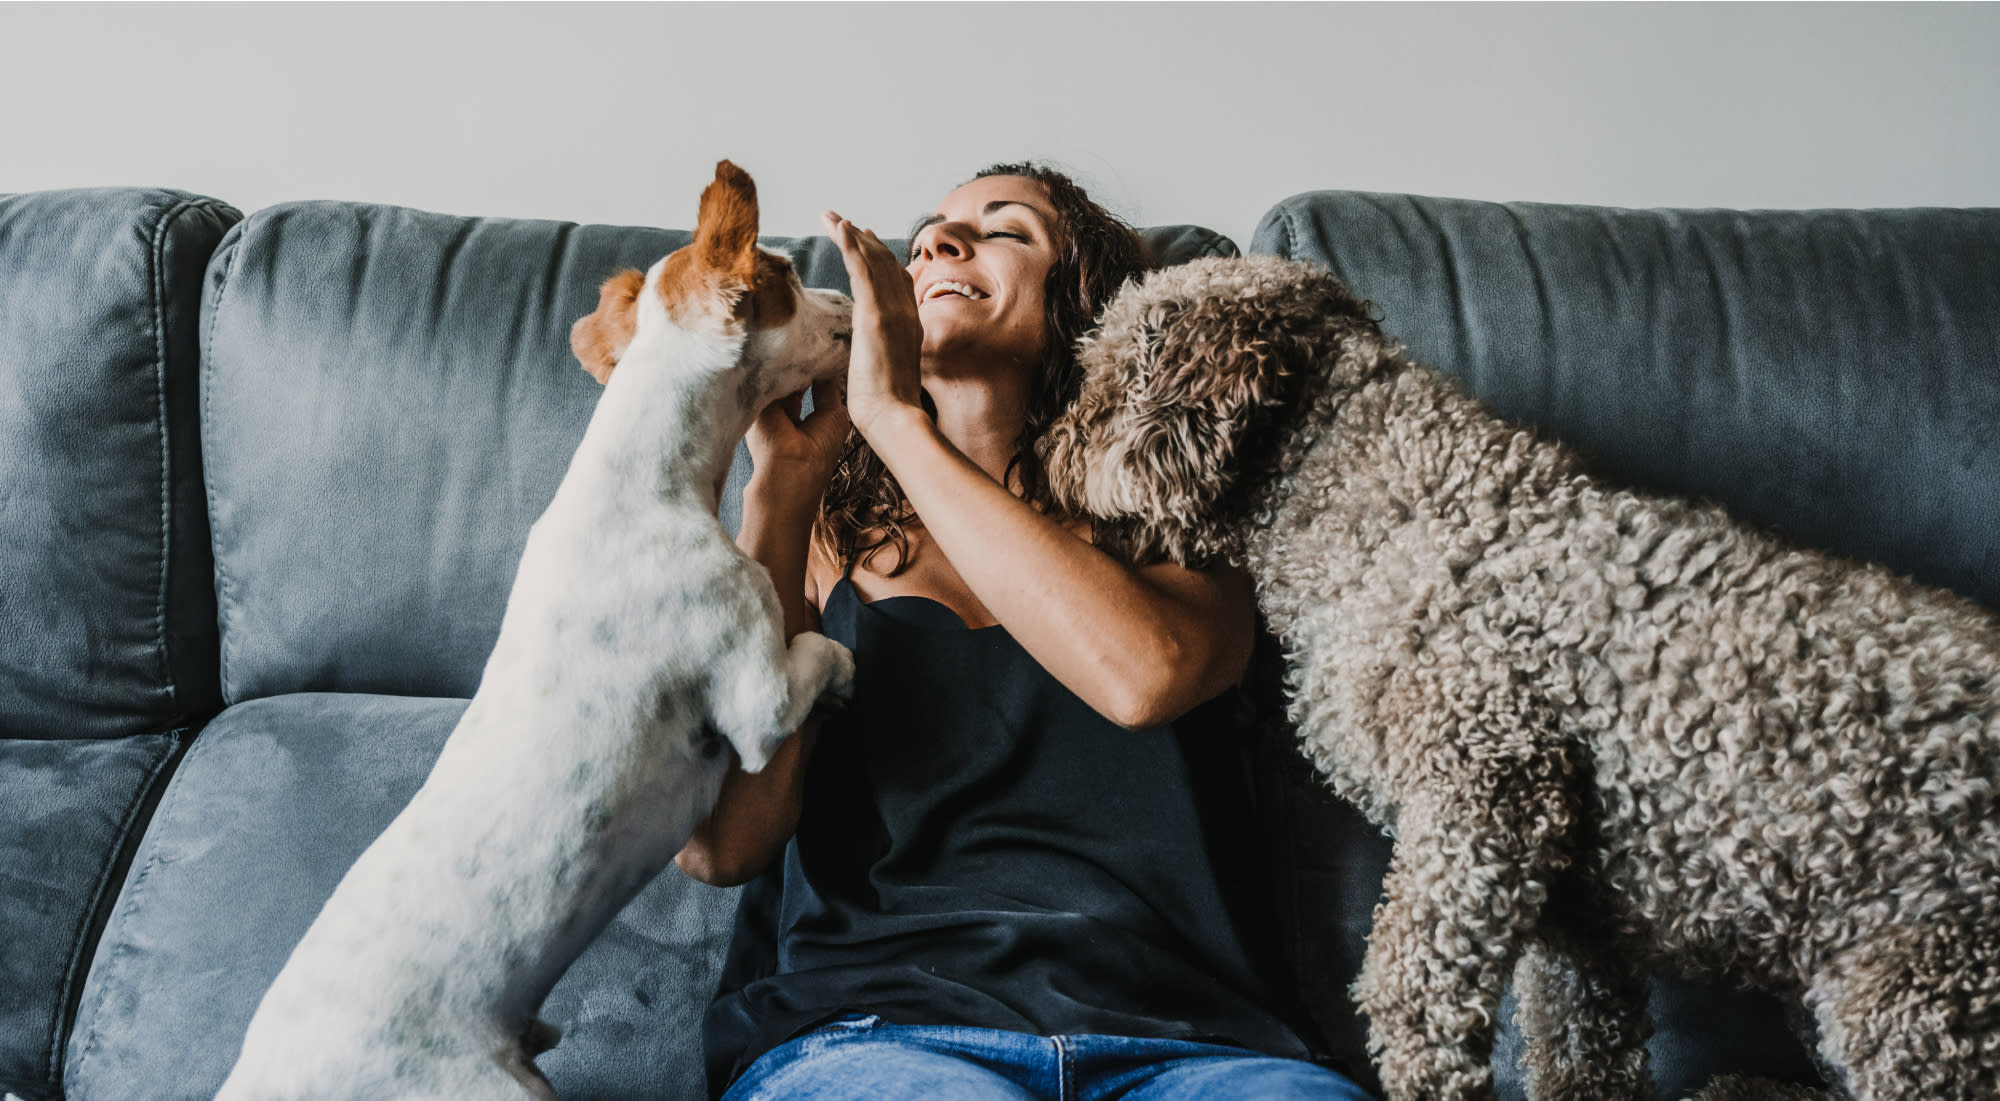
[0,188,237,740]
[1251,190,2000,609]
[62,693,743,1101]
[200,202,1234,704]
[0,730,186,1101]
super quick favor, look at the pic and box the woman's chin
[919,332,1042,380]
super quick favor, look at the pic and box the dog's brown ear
[692,160,760,287]
[570,269,645,385]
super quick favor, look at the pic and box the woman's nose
[913,225,969,263]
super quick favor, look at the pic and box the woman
[679,164,1372,1101]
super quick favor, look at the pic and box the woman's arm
[822,213,1255,728]
[674,387,846,888]
[874,407,1256,728]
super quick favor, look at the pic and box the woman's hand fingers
[801,377,852,453]
[823,211,915,309]
[746,385,849,507]
[821,212,870,303]
[821,210,924,440]
[746,391,802,458]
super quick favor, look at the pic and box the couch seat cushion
[0,730,185,1101]
[64,693,740,1101]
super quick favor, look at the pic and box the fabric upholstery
[0,188,237,740]
[0,730,186,1101]
[62,693,743,1101]
[1245,191,2000,1097]
[199,200,1235,706]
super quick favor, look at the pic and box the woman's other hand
[746,378,850,517]
[821,210,926,441]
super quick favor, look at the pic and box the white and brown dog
[216,161,854,1101]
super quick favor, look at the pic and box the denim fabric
[723,1015,1373,1101]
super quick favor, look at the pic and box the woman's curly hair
[811,162,1146,574]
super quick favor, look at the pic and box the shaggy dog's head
[1042,255,1395,568]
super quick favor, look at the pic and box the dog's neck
[574,323,764,516]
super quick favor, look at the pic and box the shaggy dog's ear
[1044,256,1389,568]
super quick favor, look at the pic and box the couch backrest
[200,201,1235,706]
[0,188,238,739]
[1252,192,2000,610]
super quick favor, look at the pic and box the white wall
[4,2,1996,248]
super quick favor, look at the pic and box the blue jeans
[721,1014,1375,1100]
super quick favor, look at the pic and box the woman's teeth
[923,280,988,302]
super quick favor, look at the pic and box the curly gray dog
[1041,255,2000,1101]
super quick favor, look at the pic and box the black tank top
[703,562,1322,1095]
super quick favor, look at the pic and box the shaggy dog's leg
[1685,1075,1836,1101]
[1351,675,1576,1101]
[1806,920,2000,1101]
[1513,923,1654,1101]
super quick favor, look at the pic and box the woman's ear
[570,269,645,385]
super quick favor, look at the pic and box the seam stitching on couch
[146,196,210,715]
[52,728,187,1093]
[202,229,246,706]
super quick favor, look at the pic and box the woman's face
[906,174,1060,374]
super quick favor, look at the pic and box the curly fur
[1044,255,2000,1101]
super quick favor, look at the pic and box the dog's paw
[824,641,855,704]
[734,732,779,774]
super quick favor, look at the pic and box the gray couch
[3,184,1993,1101]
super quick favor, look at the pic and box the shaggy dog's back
[1257,363,2000,990]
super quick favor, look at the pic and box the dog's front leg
[1354,736,1576,1101]
[1514,920,1656,1101]
[708,605,854,774]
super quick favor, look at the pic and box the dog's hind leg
[1513,925,1655,1101]
[1805,920,2000,1101]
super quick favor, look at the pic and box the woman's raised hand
[822,211,926,442]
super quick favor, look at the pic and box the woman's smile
[918,278,991,304]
